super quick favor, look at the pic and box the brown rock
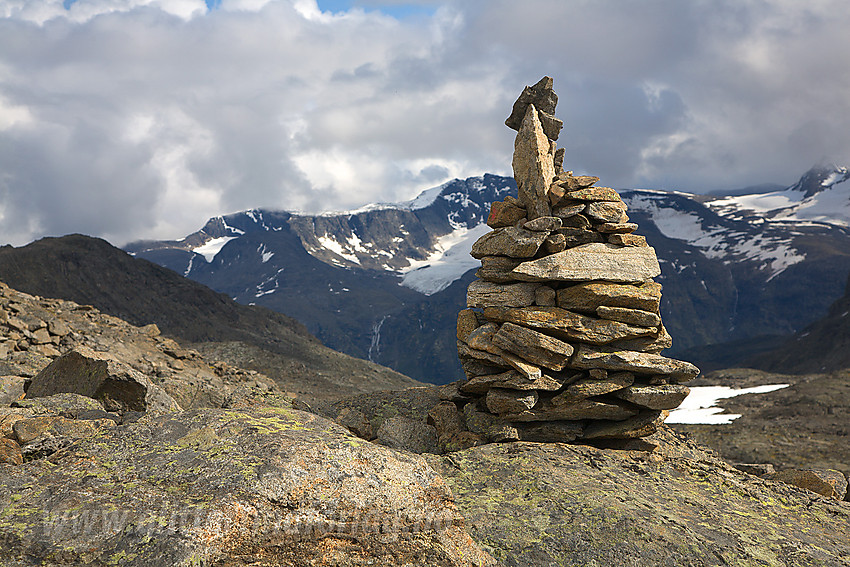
[26,346,181,415]
[563,187,622,202]
[543,233,567,255]
[492,322,574,371]
[0,375,26,406]
[487,200,527,228]
[483,306,657,345]
[553,372,635,404]
[486,388,539,415]
[552,202,586,218]
[597,305,662,327]
[585,201,628,223]
[460,370,574,394]
[557,281,662,314]
[562,229,606,248]
[463,402,519,442]
[553,147,565,173]
[535,286,556,306]
[457,341,508,369]
[0,438,23,465]
[30,328,52,345]
[456,309,481,342]
[505,76,558,131]
[596,222,638,234]
[512,104,555,219]
[511,243,661,283]
[770,469,848,501]
[571,344,700,382]
[523,216,562,232]
[476,256,523,283]
[612,384,690,410]
[556,174,600,190]
[515,421,584,443]
[460,358,506,379]
[467,280,540,308]
[608,233,648,247]
[503,399,637,422]
[466,323,499,353]
[428,401,465,439]
[12,415,109,445]
[335,407,374,440]
[470,227,548,259]
[559,214,592,229]
[608,324,673,354]
[0,409,33,440]
[497,348,543,381]
[582,410,668,439]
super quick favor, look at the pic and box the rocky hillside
[747,272,850,373]
[127,166,850,384]
[0,235,419,401]
[0,279,848,565]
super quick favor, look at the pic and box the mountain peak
[790,163,850,198]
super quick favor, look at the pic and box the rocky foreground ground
[1,282,849,566]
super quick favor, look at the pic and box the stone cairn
[455,77,700,444]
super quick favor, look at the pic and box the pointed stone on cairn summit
[456,76,699,444]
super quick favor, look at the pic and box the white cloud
[1,0,850,245]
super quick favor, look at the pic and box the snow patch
[317,235,361,265]
[400,223,491,295]
[666,384,790,424]
[192,236,237,262]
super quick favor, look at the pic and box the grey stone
[503,399,638,422]
[461,370,573,394]
[470,226,548,259]
[597,222,638,234]
[26,346,181,415]
[551,202,587,218]
[523,216,562,232]
[535,286,556,306]
[557,281,662,314]
[512,104,555,219]
[457,340,509,369]
[515,421,584,443]
[582,410,667,439]
[492,322,574,371]
[376,416,438,454]
[597,305,662,327]
[463,402,520,442]
[553,372,635,404]
[612,384,691,410]
[585,201,628,223]
[505,76,558,130]
[486,388,539,415]
[571,344,700,382]
[510,243,661,283]
[476,256,524,283]
[483,306,657,345]
[543,233,567,255]
[467,280,540,308]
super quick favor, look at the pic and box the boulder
[26,346,181,415]
[510,243,661,283]
[463,402,520,442]
[581,410,668,440]
[523,216,562,232]
[505,76,559,133]
[0,375,26,406]
[770,469,848,501]
[0,407,495,566]
[375,416,439,454]
[470,227,548,259]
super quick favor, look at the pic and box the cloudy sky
[1,0,849,246]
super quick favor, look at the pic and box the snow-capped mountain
[127,166,850,383]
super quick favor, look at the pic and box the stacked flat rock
[456,77,700,444]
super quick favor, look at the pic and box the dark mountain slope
[749,272,850,373]
[0,234,419,399]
